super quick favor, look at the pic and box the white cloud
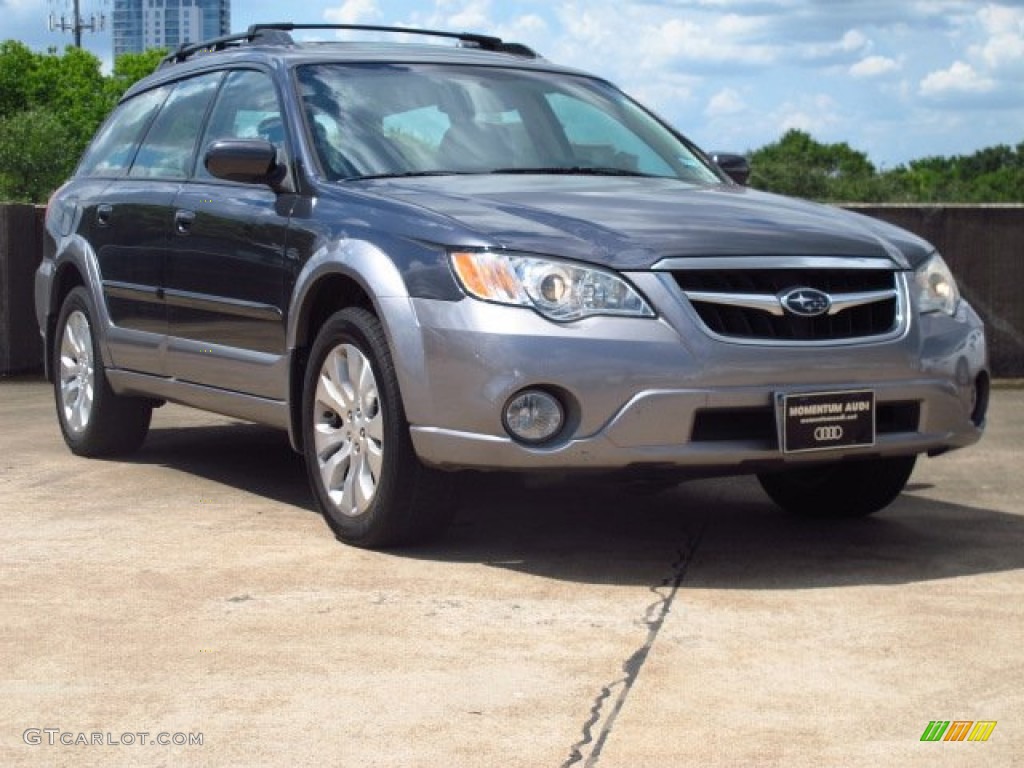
[972,3,1024,72]
[552,3,778,74]
[850,55,900,78]
[919,60,996,97]
[446,1,492,30]
[799,28,870,63]
[626,75,699,116]
[705,88,745,118]
[840,29,869,52]
[776,94,842,135]
[324,0,380,24]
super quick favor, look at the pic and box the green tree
[28,45,112,151]
[106,48,168,102]
[748,129,876,201]
[0,108,78,202]
[747,129,1024,203]
[0,40,35,118]
[0,43,164,202]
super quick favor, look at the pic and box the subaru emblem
[780,288,832,318]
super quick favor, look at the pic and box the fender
[285,237,436,445]
[45,234,118,372]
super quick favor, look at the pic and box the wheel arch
[45,241,106,380]
[287,270,375,452]
[285,238,430,453]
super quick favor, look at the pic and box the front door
[165,68,294,400]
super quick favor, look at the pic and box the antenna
[48,0,106,49]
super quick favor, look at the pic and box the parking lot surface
[1,378,1022,767]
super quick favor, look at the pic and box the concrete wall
[0,204,43,375]
[1,203,1022,376]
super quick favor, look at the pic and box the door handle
[95,204,113,227]
[174,209,196,235]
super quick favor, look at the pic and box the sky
[2,0,1023,168]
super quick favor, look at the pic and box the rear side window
[76,86,170,178]
[129,72,223,179]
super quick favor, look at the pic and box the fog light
[503,389,564,444]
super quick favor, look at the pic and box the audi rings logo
[814,425,844,441]
[780,287,832,318]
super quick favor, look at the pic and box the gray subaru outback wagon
[35,23,988,548]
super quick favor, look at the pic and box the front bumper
[396,273,987,473]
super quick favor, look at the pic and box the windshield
[295,63,722,184]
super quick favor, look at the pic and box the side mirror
[204,139,283,186]
[710,152,750,186]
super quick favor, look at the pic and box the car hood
[357,175,933,270]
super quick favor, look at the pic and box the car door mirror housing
[710,152,751,186]
[204,139,283,186]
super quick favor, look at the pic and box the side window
[546,93,675,176]
[76,86,171,178]
[129,72,222,180]
[196,70,284,180]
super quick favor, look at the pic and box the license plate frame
[779,390,876,454]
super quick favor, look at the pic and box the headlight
[450,250,654,321]
[914,253,960,316]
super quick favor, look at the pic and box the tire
[757,456,916,518]
[53,286,152,457]
[301,307,455,548]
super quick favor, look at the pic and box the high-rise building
[112,0,230,57]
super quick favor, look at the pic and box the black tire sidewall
[302,308,414,545]
[53,286,151,456]
[758,456,916,518]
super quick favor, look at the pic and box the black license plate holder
[780,390,876,453]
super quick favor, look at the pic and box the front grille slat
[673,268,899,342]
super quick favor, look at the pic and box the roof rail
[158,22,539,68]
[247,23,538,57]
[158,27,293,68]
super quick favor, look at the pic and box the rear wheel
[53,287,152,456]
[757,456,916,518]
[302,307,455,548]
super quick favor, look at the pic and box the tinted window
[196,70,284,180]
[129,72,222,180]
[546,93,676,177]
[77,86,170,178]
[295,63,720,183]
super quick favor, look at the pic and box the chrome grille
[671,267,902,343]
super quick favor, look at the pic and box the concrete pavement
[1,378,1021,767]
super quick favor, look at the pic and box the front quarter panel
[285,233,441,426]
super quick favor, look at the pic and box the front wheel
[301,307,454,548]
[757,456,917,518]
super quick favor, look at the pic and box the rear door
[75,85,171,375]
[85,73,223,376]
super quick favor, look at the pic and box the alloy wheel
[312,343,384,516]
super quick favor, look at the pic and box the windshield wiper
[347,170,475,181]
[489,166,665,178]
[349,167,671,181]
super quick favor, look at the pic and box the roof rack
[158,22,538,68]
[158,27,293,68]
[249,23,538,57]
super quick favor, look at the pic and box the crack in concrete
[560,521,706,768]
